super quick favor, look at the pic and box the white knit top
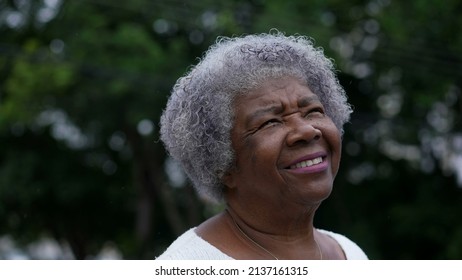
[156,228,368,260]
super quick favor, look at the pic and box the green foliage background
[0,0,461,259]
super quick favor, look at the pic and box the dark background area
[0,0,461,259]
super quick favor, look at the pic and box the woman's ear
[222,169,237,189]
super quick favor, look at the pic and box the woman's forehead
[234,76,318,106]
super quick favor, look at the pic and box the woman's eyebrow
[297,95,321,107]
[246,95,321,124]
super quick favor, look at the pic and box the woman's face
[224,76,342,209]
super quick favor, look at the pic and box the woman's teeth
[290,157,323,169]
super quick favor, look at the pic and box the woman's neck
[225,204,321,259]
[225,201,318,238]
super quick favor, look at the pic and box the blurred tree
[0,0,461,259]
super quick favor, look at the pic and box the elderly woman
[157,32,368,260]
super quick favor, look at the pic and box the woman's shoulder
[156,228,234,260]
[317,229,368,260]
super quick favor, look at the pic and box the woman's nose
[285,118,322,147]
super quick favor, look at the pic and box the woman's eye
[260,119,280,129]
[307,107,325,116]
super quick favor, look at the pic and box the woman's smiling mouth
[289,156,323,169]
[284,153,329,174]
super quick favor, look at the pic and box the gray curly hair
[160,32,352,203]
